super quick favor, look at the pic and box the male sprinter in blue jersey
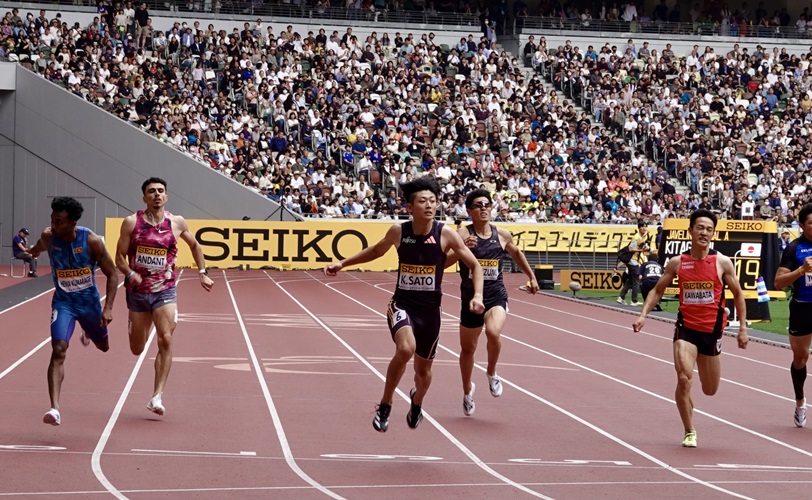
[29,197,119,426]
[445,189,538,416]
[775,203,812,428]
[325,177,484,432]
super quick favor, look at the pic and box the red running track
[1,270,811,499]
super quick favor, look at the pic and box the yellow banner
[662,218,777,233]
[560,269,623,291]
[104,219,659,271]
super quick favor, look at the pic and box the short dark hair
[689,208,717,229]
[637,220,647,228]
[401,177,440,204]
[141,177,167,194]
[465,189,491,208]
[51,197,84,222]
[799,204,812,226]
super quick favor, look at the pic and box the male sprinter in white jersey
[445,189,538,416]
[325,177,484,432]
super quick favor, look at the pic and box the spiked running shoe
[463,383,476,416]
[373,402,391,432]
[795,399,807,428]
[682,430,697,448]
[488,374,503,397]
[147,394,166,416]
[43,408,61,426]
[406,388,423,429]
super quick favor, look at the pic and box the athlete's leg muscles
[790,333,812,403]
[128,310,154,355]
[483,306,507,377]
[459,325,482,396]
[412,355,434,406]
[695,353,721,396]
[381,326,415,405]
[673,339,698,431]
[151,303,178,397]
[47,340,69,410]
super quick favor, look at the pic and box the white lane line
[90,327,156,500]
[0,288,53,315]
[274,272,552,500]
[0,280,124,382]
[223,271,344,500]
[90,270,179,500]
[330,275,753,499]
[131,448,256,457]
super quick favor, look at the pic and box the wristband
[199,268,208,275]
[126,270,135,280]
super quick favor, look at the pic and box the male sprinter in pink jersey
[115,177,214,416]
[633,209,748,447]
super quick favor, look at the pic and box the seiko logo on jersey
[478,259,500,280]
[683,281,713,290]
[398,264,436,291]
[135,245,168,271]
[682,281,714,304]
[56,267,93,293]
[401,236,416,244]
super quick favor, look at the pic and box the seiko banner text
[104,219,660,271]
[560,270,623,291]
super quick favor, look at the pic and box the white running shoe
[630,301,642,306]
[147,394,165,416]
[795,399,807,428]
[488,374,503,397]
[43,408,61,426]
[616,297,626,305]
[463,383,476,416]
[79,328,91,347]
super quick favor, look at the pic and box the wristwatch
[199,268,208,275]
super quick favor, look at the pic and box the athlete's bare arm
[443,225,476,269]
[719,254,748,349]
[27,228,52,259]
[115,215,139,286]
[633,257,679,332]
[175,215,213,292]
[324,224,401,276]
[442,225,484,314]
[775,256,812,289]
[89,232,119,327]
[499,226,539,294]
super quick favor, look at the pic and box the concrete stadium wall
[0,64,293,264]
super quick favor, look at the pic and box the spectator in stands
[12,228,37,277]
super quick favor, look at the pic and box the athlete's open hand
[632,315,645,333]
[324,262,343,276]
[200,272,214,292]
[469,295,485,314]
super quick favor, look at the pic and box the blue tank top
[393,220,446,308]
[780,236,812,302]
[50,227,100,308]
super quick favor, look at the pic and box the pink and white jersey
[128,210,178,293]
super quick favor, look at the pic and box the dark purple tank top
[393,220,446,308]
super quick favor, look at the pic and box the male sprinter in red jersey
[325,177,484,432]
[115,177,214,416]
[445,189,538,416]
[633,209,748,447]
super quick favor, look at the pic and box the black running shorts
[673,323,723,357]
[789,300,812,337]
[387,299,441,360]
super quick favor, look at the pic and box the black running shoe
[373,402,391,432]
[406,388,423,429]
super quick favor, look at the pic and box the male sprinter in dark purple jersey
[325,177,484,432]
[445,189,538,416]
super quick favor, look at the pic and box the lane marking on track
[272,272,554,500]
[131,448,256,457]
[329,274,753,500]
[223,270,344,500]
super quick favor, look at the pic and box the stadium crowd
[1,3,812,228]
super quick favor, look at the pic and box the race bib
[56,267,93,293]
[682,281,714,305]
[135,245,168,272]
[806,273,812,287]
[476,259,500,281]
[398,264,436,291]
